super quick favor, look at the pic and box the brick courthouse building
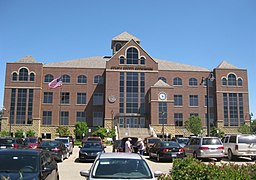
[1,32,250,139]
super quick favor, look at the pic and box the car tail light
[52,147,61,151]
[179,148,185,152]
[217,146,224,150]
[199,147,209,150]
[162,148,169,152]
[235,145,238,150]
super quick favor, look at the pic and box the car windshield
[83,142,102,149]
[202,138,222,145]
[148,139,160,143]
[238,136,256,144]
[25,138,37,143]
[92,158,153,179]
[0,154,38,173]
[87,138,101,141]
[177,138,189,144]
[41,141,59,147]
[0,139,14,144]
[55,139,68,143]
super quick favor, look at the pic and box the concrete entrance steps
[118,127,151,139]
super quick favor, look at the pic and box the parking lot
[58,145,255,180]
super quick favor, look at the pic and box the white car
[80,153,162,179]
[55,137,73,155]
[223,134,256,161]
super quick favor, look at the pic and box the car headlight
[79,151,88,155]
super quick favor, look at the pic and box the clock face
[159,92,166,100]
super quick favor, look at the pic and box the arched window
[238,78,243,86]
[119,56,125,64]
[94,75,104,85]
[12,72,18,81]
[140,57,145,65]
[173,77,182,86]
[228,74,236,86]
[44,74,54,82]
[158,77,167,83]
[116,43,122,52]
[62,74,70,83]
[30,72,35,81]
[189,78,198,86]
[126,47,138,64]
[222,78,227,85]
[77,75,87,84]
[19,68,29,81]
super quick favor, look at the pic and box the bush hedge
[158,156,256,180]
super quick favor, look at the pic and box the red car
[24,137,42,149]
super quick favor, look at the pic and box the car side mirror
[80,170,90,177]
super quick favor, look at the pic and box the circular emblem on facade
[108,95,116,103]
[159,92,167,100]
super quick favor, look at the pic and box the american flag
[48,76,63,89]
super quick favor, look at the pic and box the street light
[201,72,215,137]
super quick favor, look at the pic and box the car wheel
[60,154,64,162]
[157,154,161,162]
[251,156,256,161]
[228,149,235,161]
[216,158,222,162]
[149,152,152,159]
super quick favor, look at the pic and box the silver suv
[55,137,73,155]
[223,134,256,161]
[184,136,225,161]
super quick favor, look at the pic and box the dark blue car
[0,149,59,179]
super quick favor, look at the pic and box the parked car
[184,136,225,161]
[80,153,162,179]
[24,137,42,149]
[38,140,69,162]
[113,139,122,152]
[143,137,161,154]
[60,135,74,147]
[55,137,73,154]
[176,137,189,147]
[222,134,256,161]
[79,141,105,162]
[82,136,103,144]
[0,137,26,149]
[0,149,59,180]
[148,141,185,162]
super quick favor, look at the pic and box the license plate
[172,154,177,157]
[0,146,6,149]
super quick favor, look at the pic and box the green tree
[251,120,256,133]
[0,130,10,137]
[56,126,70,136]
[184,116,202,136]
[26,129,36,137]
[210,127,225,138]
[92,127,115,139]
[15,129,24,138]
[238,124,251,134]
[74,122,88,139]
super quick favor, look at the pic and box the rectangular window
[43,92,53,103]
[174,113,183,126]
[229,93,238,126]
[76,111,86,122]
[119,72,124,113]
[43,111,52,125]
[93,93,103,105]
[174,95,183,106]
[158,102,167,124]
[60,92,70,104]
[60,111,69,125]
[190,113,198,117]
[223,93,228,126]
[239,93,244,125]
[189,95,198,106]
[93,112,103,126]
[126,72,139,113]
[27,89,33,124]
[16,89,27,124]
[77,93,87,104]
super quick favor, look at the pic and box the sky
[0,0,255,118]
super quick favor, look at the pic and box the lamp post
[202,72,215,137]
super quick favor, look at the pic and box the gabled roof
[156,59,209,72]
[44,56,109,68]
[15,55,38,63]
[112,32,140,42]
[217,60,237,69]
[152,79,171,87]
